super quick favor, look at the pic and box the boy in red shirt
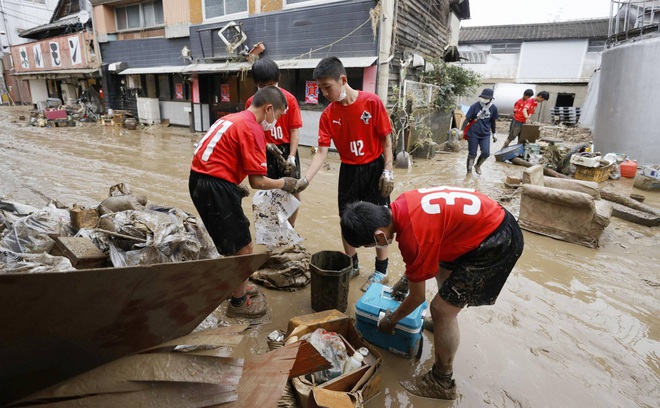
[507,88,534,145]
[189,86,308,319]
[503,91,549,148]
[340,187,524,399]
[245,58,304,226]
[302,56,394,291]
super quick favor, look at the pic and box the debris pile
[0,183,218,274]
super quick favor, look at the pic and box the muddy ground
[0,107,658,407]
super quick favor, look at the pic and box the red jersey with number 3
[391,188,505,282]
[190,110,267,184]
[318,91,392,165]
[245,88,302,145]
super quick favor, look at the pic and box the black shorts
[188,171,251,256]
[338,155,390,216]
[266,144,300,179]
[508,120,524,141]
[438,209,524,308]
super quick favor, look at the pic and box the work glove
[281,177,309,194]
[285,156,297,177]
[492,134,498,143]
[378,170,394,197]
[391,276,409,301]
[237,183,250,198]
[377,309,397,335]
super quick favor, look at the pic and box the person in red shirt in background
[302,56,394,291]
[506,88,534,146]
[340,187,524,400]
[189,86,308,319]
[503,90,549,148]
[245,58,304,226]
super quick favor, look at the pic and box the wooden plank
[288,340,332,379]
[0,253,270,406]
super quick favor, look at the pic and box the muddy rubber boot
[400,367,457,400]
[474,156,487,175]
[466,156,475,174]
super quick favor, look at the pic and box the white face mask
[479,97,491,105]
[260,108,275,131]
[374,233,393,249]
[336,81,346,102]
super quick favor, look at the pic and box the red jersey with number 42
[318,91,392,165]
[245,88,302,145]
[190,110,267,184]
[391,187,505,283]
[513,98,538,123]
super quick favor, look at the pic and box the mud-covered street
[0,106,658,407]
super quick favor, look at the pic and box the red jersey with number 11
[391,187,505,282]
[190,110,267,184]
[318,91,392,165]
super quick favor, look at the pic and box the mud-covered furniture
[519,165,613,248]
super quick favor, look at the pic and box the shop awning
[180,56,377,74]
[119,66,187,75]
[12,68,101,78]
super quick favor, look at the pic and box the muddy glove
[391,276,409,301]
[282,177,309,194]
[285,156,297,177]
[492,134,498,143]
[378,170,394,197]
[378,310,397,335]
[237,183,250,198]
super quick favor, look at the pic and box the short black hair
[537,91,550,100]
[313,56,346,81]
[340,202,392,248]
[252,86,287,111]
[252,58,280,86]
[523,89,534,97]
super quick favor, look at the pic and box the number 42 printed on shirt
[418,187,482,216]
[350,140,364,156]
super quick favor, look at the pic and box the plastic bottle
[342,351,364,374]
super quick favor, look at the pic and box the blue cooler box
[355,283,428,358]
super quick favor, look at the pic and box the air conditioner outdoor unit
[136,97,160,124]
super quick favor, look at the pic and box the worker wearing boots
[461,88,498,175]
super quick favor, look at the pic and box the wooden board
[0,253,269,406]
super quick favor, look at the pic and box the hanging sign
[305,81,318,104]
[49,42,61,67]
[33,45,44,68]
[19,47,29,69]
[175,83,184,99]
[68,36,81,65]
[221,84,230,102]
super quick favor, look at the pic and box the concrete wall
[593,37,660,164]
[459,44,520,80]
[518,40,587,81]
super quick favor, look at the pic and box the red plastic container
[620,160,638,178]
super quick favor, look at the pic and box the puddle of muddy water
[0,107,658,407]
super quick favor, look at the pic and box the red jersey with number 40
[391,187,505,283]
[190,110,267,184]
[318,91,392,165]
[245,88,302,145]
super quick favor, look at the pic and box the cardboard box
[286,310,382,408]
[574,163,613,183]
[355,283,427,359]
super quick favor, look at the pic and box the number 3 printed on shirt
[350,140,364,156]
[418,187,482,216]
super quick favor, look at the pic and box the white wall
[299,110,321,147]
[160,101,190,126]
[581,52,602,78]
[0,0,58,51]
[458,44,519,80]
[518,40,587,81]
[27,79,48,102]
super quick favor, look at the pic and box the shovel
[395,124,412,169]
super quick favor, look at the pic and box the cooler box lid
[355,283,427,333]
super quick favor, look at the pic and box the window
[459,51,487,64]
[22,0,46,4]
[284,0,345,7]
[490,42,521,54]
[116,1,164,31]
[587,40,605,53]
[204,0,248,20]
